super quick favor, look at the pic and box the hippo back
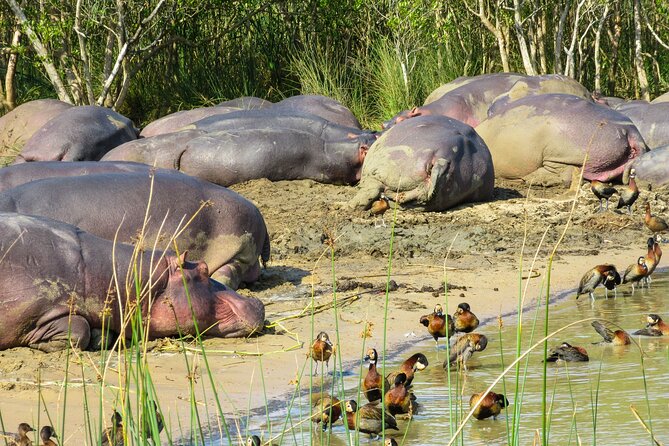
[0,99,72,156]
[271,95,362,129]
[629,145,669,188]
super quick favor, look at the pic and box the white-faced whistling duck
[310,331,334,375]
[453,302,480,333]
[591,180,617,212]
[363,348,390,403]
[384,373,413,417]
[444,333,488,371]
[633,314,669,336]
[576,264,621,299]
[469,391,509,420]
[385,438,399,446]
[544,342,589,362]
[622,256,648,293]
[100,411,123,446]
[370,192,391,228]
[344,399,399,438]
[592,320,631,346]
[39,426,58,446]
[385,353,428,389]
[643,236,662,286]
[12,423,35,446]
[616,169,639,214]
[310,392,342,432]
[419,303,455,348]
[645,203,669,238]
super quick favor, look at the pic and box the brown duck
[591,180,617,211]
[544,342,589,362]
[633,314,669,336]
[592,321,631,346]
[10,423,35,446]
[362,348,390,403]
[419,303,455,348]
[311,392,342,432]
[385,353,428,389]
[310,331,334,375]
[469,391,509,420]
[444,333,488,370]
[644,236,662,286]
[616,169,639,214]
[384,373,413,417]
[622,256,648,293]
[453,302,479,333]
[576,264,621,299]
[344,399,398,438]
[385,439,398,446]
[370,193,390,228]
[39,427,57,446]
[100,411,124,446]
[644,203,669,237]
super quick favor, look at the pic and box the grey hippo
[0,99,72,154]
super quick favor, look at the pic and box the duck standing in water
[453,302,479,333]
[591,180,617,211]
[385,352,428,389]
[311,392,342,432]
[10,423,35,446]
[643,236,662,285]
[576,264,621,299]
[310,331,334,375]
[544,342,589,362]
[100,411,124,446]
[633,314,669,336]
[362,348,390,403]
[419,303,454,348]
[469,391,509,420]
[384,373,413,417]
[644,203,669,238]
[616,169,639,214]
[39,427,57,446]
[344,400,399,438]
[370,193,391,228]
[592,321,631,345]
[622,256,649,293]
[444,333,488,370]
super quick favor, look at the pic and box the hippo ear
[178,251,188,266]
[407,107,421,118]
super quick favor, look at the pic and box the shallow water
[212,271,669,445]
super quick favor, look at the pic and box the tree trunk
[607,7,622,94]
[537,10,548,74]
[471,0,510,72]
[513,0,536,75]
[555,1,570,74]
[4,29,21,111]
[564,0,585,78]
[594,3,610,94]
[633,0,650,100]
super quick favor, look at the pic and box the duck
[644,203,669,237]
[622,256,648,293]
[453,302,479,333]
[384,373,413,417]
[644,236,662,285]
[616,169,639,214]
[576,264,621,299]
[10,423,35,446]
[362,348,390,403]
[100,411,124,446]
[344,400,398,438]
[544,342,589,362]
[591,180,617,211]
[385,353,428,389]
[469,391,509,420]
[633,314,669,336]
[444,333,488,371]
[592,320,631,346]
[385,439,398,446]
[311,392,342,432]
[310,331,334,375]
[247,436,261,446]
[419,303,455,348]
[39,426,57,446]
[370,193,390,228]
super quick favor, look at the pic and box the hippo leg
[26,315,91,352]
[522,164,575,187]
[349,180,385,210]
[89,327,119,351]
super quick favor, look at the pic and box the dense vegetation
[1,0,669,128]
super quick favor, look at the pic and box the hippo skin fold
[350,115,495,212]
[476,94,648,185]
[0,171,270,289]
[0,212,265,352]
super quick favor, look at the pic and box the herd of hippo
[1,72,669,352]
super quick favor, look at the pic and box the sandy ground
[0,177,666,444]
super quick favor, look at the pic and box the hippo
[651,91,669,103]
[0,99,72,154]
[628,145,669,188]
[271,95,362,129]
[613,102,669,149]
[349,115,495,212]
[14,105,138,163]
[476,94,648,185]
[0,171,270,289]
[0,212,264,352]
[218,96,273,109]
[0,160,165,192]
[140,106,241,137]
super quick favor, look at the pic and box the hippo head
[149,252,265,339]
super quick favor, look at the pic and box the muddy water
[216,271,669,445]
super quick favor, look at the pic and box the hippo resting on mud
[614,102,669,149]
[103,109,375,186]
[0,99,72,153]
[628,145,669,188]
[349,115,494,212]
[270,95,362,129]
[0,171,270,289]
[0,212,264,352]
[14,105,138,163]
[476,94,648,185]
[384,73,591,129]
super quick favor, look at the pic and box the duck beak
[363,355,371,361]
[326,339,333,347]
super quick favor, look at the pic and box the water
[217,271,669,445]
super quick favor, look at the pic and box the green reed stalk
[275,358,309,445]
[639,350,655,446]
[589,353,603,446]
[259,355,272,441]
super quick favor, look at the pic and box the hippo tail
[260,230,271,268]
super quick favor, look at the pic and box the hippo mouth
[213,289,265,338]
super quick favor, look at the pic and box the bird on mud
[453,302,480,333]
[311,392,342,432]
[644,203,669,238]
[616,169,639,214]
[633,314,669,336]
[576,264,621,299]
[443,333,488,371]
[10,423,35,446]
[384,373,413,417]
[469,391,509,420]
[39,426,57,446]
[309,331,334,375]
[592,321,631,346]
[344,399,399,438]
[385,353,428,389]
[370,192,390,228]
[643,236,662,286]
[419,303,455,348]
[362,348,390,403]
[622,256,649,293]
[591,180,617,211]
[544,342,589,362]
[100,411,124,446]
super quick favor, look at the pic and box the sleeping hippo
[0,99,72,154]
[14,105,138,163]
[349,115,494,212]
[477,94,648,185]
[614,101,669,149]
[140,106,240,137]
[628,145,669,188]
[0,171,270,289]
[0,212,264,352]
[271,95,362,129]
